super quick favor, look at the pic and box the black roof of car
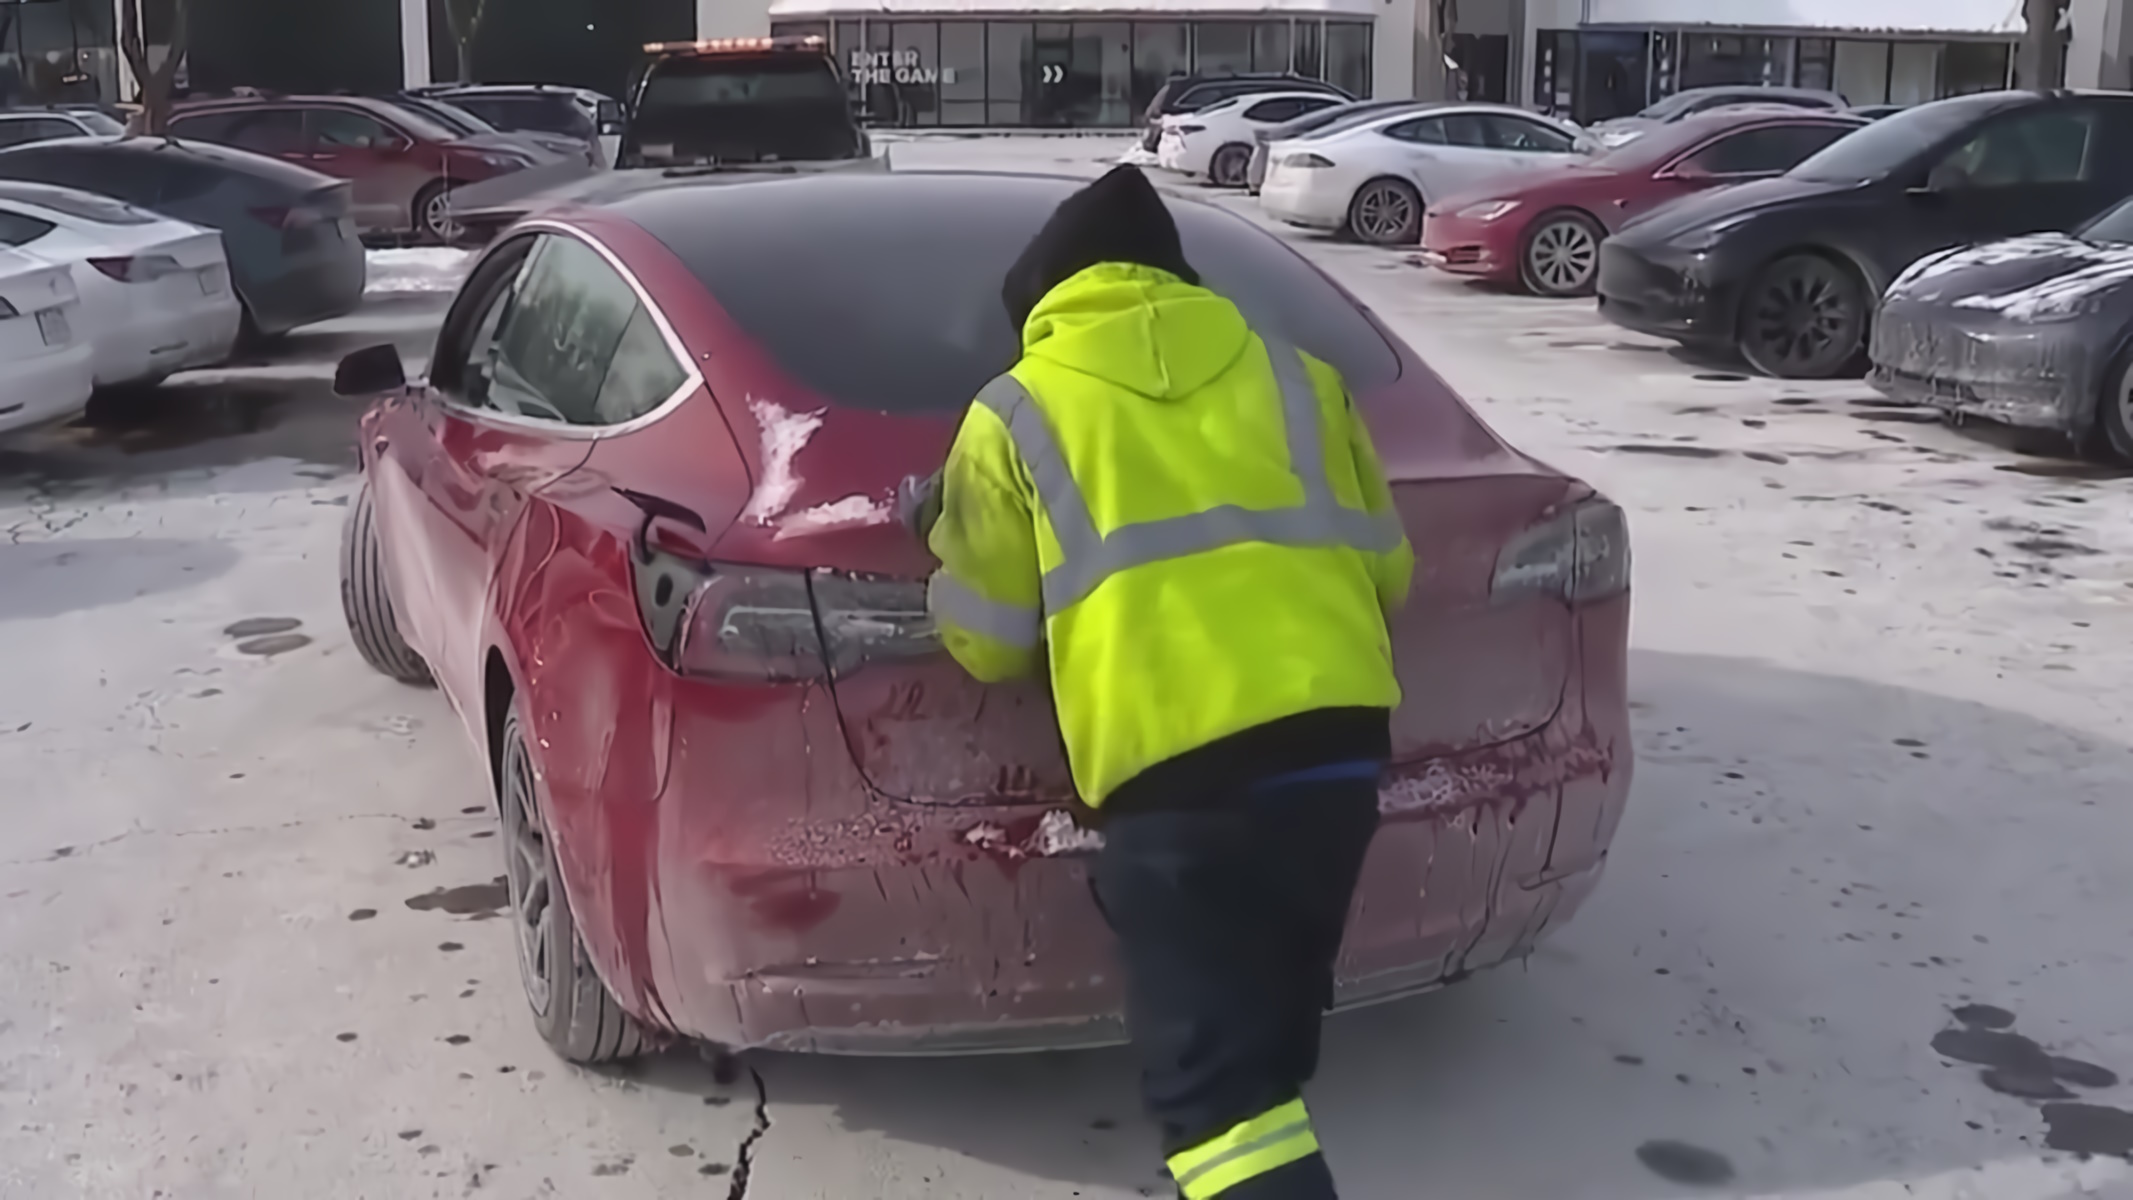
[0,134,337,189]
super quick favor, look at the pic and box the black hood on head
[1002,165,1202,329]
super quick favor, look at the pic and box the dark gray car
[1871,196,2133,461]
[0,137,365,338]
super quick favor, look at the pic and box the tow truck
[447,36,881,243]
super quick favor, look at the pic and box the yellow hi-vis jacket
[925,262,1414,807]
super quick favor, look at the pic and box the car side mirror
[336,344,407,396]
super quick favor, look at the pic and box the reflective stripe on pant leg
[926,570,1042,649]
[1167,1098,1321,1200]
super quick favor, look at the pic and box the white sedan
[1157,91,1347,188]
[0,246,91,437]
[0,182,240,389]
[1258,104,1594,245]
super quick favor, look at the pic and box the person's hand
[897,472,943,544]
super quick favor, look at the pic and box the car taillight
[1285,153,1335,168]
[669,563,936,682]
[1491,499,1632,604]
[87,254,184,283]
[0,298,18,318]
[1176,124,1205,134]
[250,205,325,230]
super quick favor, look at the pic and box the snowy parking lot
[3,136,2132,1200]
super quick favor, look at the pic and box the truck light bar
[642,35,824,54]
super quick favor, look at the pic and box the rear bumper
[1259,169,1351,231]
[630,598,1633,1054]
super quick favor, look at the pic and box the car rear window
[630,173,1398,415]
[639,54,847,110]
[457,95,594,139]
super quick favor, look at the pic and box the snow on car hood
[1886,233,2133,322]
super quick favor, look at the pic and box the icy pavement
[365,246,475,296]
[3,139,2132,1199]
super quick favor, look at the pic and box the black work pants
[1092,775,1381,1200]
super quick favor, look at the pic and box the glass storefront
[1533,27,2016,124]
[0,0,118,107]
[773,16,1373,128]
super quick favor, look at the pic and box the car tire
[1737,253,1869,380]
[2097,352,2133,464]
[497,706,654,1064]
[1208,143,1252,188]
[339,480,433,687]
[1347,178,1424,246]
[415,180,458,244]
[1518,210,1605,297]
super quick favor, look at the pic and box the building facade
[0,0,2115,130]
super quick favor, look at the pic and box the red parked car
[332,171,1634,1060]
[1421,106,1867,296]
[169,94,545,242]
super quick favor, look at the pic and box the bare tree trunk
[117,0,186,135]
[2021,0,2068,88]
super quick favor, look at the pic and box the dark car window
[1681,123,1854,176]
[1789,93,2026,184]
[481,235,644,426]
[1441,114,1491,148]
[1243,97,1309,124]
[1382,116,1446,144]
[1484,114,1575,152]
[168,111,240,142]
[452,95,594,140]
[307,109,404,151]
[0,118,82,147]
[1928,107,2098,189]
[2080,195,2133,243]
[225,109,306,156]
[0,208,55,245]
[631,174,1398,414]
[0,145,159,206]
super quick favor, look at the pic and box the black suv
[1140,73,1354,150]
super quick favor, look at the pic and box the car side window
[1683,124,1853,176]
[1243,97,1304,124]
[224,109,305,155]
[0,118,79,147]
[594,307,688,425]
[478,235,653,426]
[1484,115,1576,152]
[167,112,237,142]
[1383,117,1446,144]
[1440,114,1491,148]
[1930,107,2098,189]
[0,121,36,149]
[308,109,402,151]
[0,208,55,246]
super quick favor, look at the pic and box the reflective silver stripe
[974,341,1400,615]
[1171,1119,1315,1192]
[927,571,1042,649]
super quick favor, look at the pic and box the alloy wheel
[501,730,554,1017]
[424,190,458,242]
[1353,182,1418,244]
[1525,218,1599,295]
[1743,257,1862,378]
[1211,144,1250,188]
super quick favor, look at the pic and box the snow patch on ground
[364,248,475,295]
[741,397,825,524]
[775,494,894,540]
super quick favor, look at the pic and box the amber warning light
[644,36,825,54]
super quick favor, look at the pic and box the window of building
[1292,20,1321,80]
[987,21,1030,126]
[1251,22,1290,74]
[1325,22,1371,98]
[1944,41,2012,95]
[940,22,986,126]
[1132,23,1189,114]
[1888,42,1940,106]
[1795,38,1834,91]
[1833,40,1891,105]
[1195,23,1252,77]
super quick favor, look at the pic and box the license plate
[198,268,224,295]
[36,307,68,346]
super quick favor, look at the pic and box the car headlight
[477,152,531,170]
[1456,200,1520,221]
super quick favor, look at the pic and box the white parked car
[1258,104,1593,245]
[0,182,241,389]
[1157,91,1347,188]
[0,246,91,437]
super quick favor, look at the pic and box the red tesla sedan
[1420,106,1867,296]
[333,171,1634,1060]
